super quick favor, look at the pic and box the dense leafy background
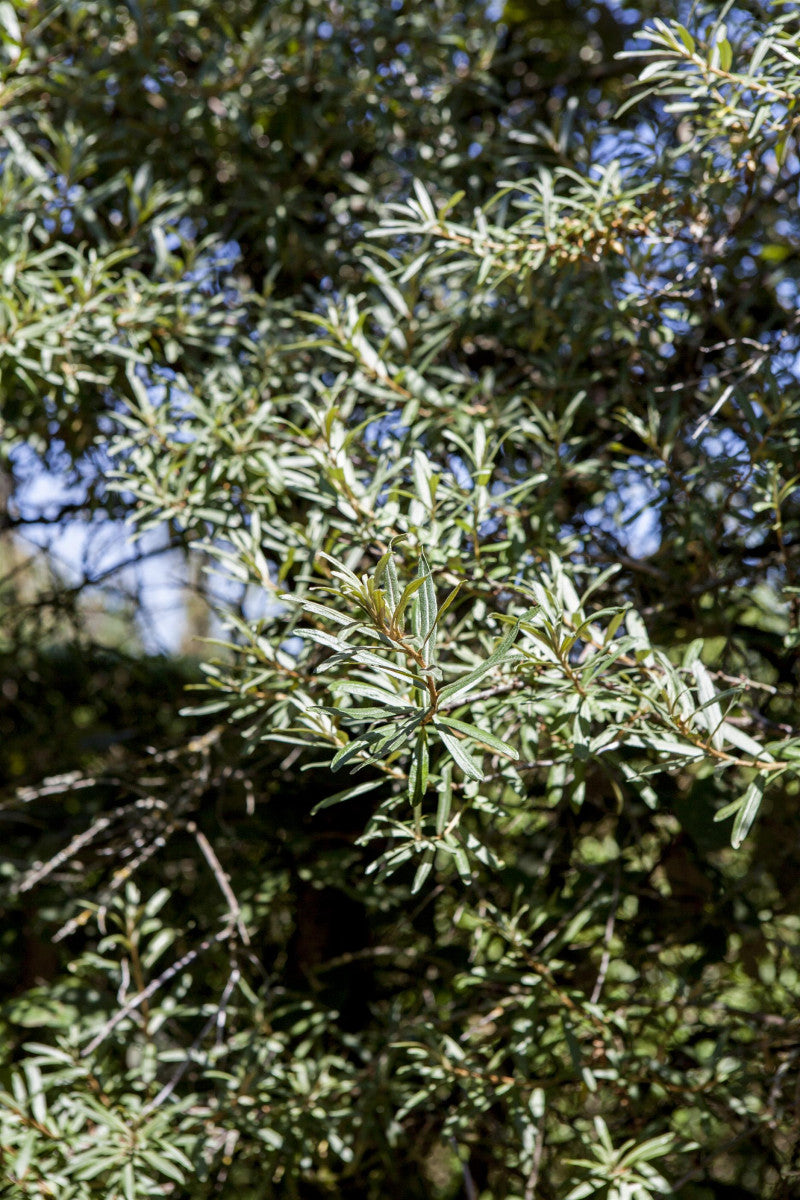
[2,2,800,1197]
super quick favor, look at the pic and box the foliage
[2,1,800,1197]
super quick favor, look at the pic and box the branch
[185,821,250,946]
[82,927,235,1056]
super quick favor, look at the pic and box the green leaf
[312,777,384,814]
[674,22,695,52]
[392,574,426,630]
[436,725,484,781]
[412,177,436,221]
[408,728,430,802]
[13,1130,36,1181]
[361,255,411,318]
[122,1160,136,1200]
[717,36,732,72]
[411,849,435,893]
[618,1131,675,1165]
[692,660,724,749]
[374,544,403,612]
[450,841,472,882]
[426,581,463,642]
[330,736,372,773]
[435,715,518,760]
[330,679,413,706]
[438,620,520,704]
[650,736,706,760]
[292,597,358,626]
[436,761,453,833]
[638,60,668,83]
[297,627,349,652]
[140,1149,187,1185]
[412,552,437,653]
[721,722,773,762]
[731,777,765,848]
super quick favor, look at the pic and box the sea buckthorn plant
[2,2,800,1198]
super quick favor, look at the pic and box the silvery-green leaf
[412,552,437,651]
[438,621,520,704]
[435,715,518,760]
[731,777,765,848]
[437,725,484,781]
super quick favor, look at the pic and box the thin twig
[143,964,241,1114]
[11,772,102,806]
[524,1124,545,1200]
[449,1137,478,1200]
[16,815,116,893]
[533,876,605,956]
[591,869,621,1005]
[82,927,234,1056]
[185,821,250,945]
[54,830,175,942]
[16,797,169,893]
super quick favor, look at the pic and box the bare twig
[185,821,250,946]
[11,772,103,806]
[54,830,176,942]
[143,963,241,1113]
[591,869,621,1005]
[17,815,116,893]
[533,876,605,956]
[16,796,169,893]
[524,1123,545,1200]
[449,1137,478,1200]
[82,926,234,1056]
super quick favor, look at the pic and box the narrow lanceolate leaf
[370,716,426,762]
[721,721,774,762]
[412,552,437,653]
[331,736,373,774]
[411,848,435,894]
[408,728,430,802]
[617,1131,676,1165]
[412,177,436,222]
[312,777,384,814]
[122,1161,136,1200]
[290,597,356,626]
[436,725,484,781]
[374,547,401,612]
[731,777,766,848]
[436,761,453,834]
[438,620,520,705]
[332,704,411,722]
[139,1149,187,1185]
[446,838,472,883]
[336,647,416,679]
[331,721,417,773]
[330,679,412,707]
[392,574,426,631]
[649,736,706,760]
[360,255,411,318]
[692,660,724,749]
[297,627,350,651]
[435,715,518,760]
[426,582,462,643]
[316,550,362,588]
